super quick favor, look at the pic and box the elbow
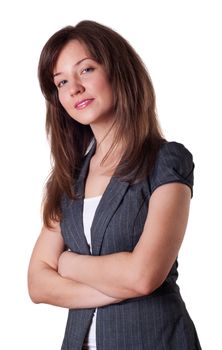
[132,275,163,296]
[133,280,152,296]
[28,272,46,304]
[29,293,41,304]
[28,278,42,304]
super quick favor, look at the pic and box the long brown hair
[38,20,164,227]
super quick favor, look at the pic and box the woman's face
[53,40,114,129]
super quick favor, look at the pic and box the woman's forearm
[28,262,122,309]
[58,251,140,299]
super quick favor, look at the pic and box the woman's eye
[57,80,67,88]
[81,67,94,74]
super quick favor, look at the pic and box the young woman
[28,20,202,349]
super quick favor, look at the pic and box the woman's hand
[58,250,79,279]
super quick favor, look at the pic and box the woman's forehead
[53,40,92,73]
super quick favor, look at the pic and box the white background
[0,0,221,349]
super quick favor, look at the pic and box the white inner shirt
[82,195,102,350]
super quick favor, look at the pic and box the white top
[82,195,102,350]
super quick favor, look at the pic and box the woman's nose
[69,79,85,96]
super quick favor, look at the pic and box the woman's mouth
[75,98,94,110]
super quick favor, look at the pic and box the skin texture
[28,40,191,308]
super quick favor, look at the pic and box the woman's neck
[90,124,115,157]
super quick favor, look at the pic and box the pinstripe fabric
[60,141,201,349]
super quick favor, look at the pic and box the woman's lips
[75,98,94,110]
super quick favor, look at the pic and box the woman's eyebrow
[53,57,92,78]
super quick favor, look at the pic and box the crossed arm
[28,182,191,308]
[28,224,121,309]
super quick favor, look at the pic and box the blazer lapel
[66,142,96,254]
[91,177,129,256]
[66,198,89,254]
[66,140,130,256]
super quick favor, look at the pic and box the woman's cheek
[58,92,68,110]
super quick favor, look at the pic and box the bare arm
[58,183,191,299]
[28,223,121,309]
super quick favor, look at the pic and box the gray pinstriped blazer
[60,141,201,349]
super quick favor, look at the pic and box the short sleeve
[149,141,194,197]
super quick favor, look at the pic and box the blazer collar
[69,140,130,255]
